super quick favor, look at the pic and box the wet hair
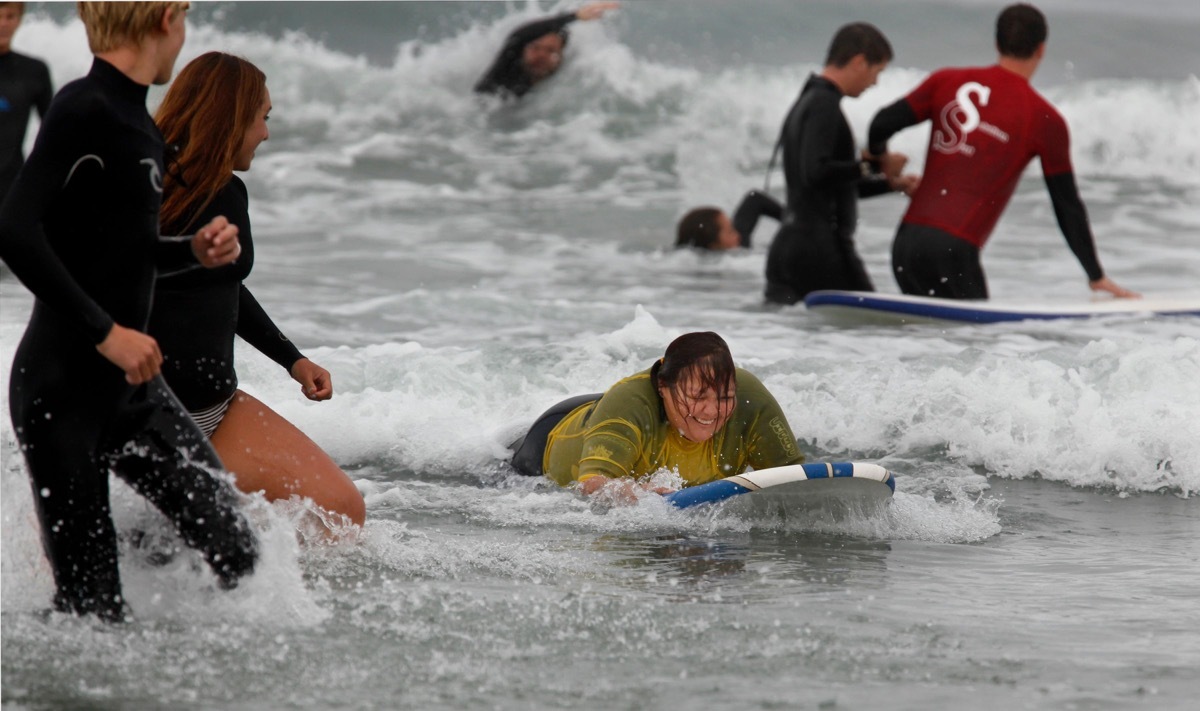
[156,52,268,232]
[824,22,893,68]
[675,207,723,249]
[650,332,737,413]
[76,2,189,53]
[996,3,1047,59]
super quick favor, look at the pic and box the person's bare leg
[210,390,366,531]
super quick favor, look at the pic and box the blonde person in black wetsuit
[0,2,53,202]
[764,22,918,305]
[150,52,365,533]
[0,2,257,623]
[474,1,620,99]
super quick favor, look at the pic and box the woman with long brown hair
[150,52,365,533]
[509,332,806,500]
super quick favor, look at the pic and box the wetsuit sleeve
[867,98,920,157]
[571,378,662,482]
[731,189,783,248]
[1038,112,1104,281]
[473,12,577,94]
[860,98,922,199]
[1045,172,1104,281]
[0,103,115,343]
[236,284,305,371]
[575,416,645,481]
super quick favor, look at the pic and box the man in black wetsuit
[763,22,917,305]
[0,2,258,623]
[473,1,619,99]
[0,2,53,201]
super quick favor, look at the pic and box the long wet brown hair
[155,52,267,233]
[650,331,737,415]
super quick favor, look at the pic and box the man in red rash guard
[867,2,1137,301]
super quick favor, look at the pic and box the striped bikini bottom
[190,392,236,438]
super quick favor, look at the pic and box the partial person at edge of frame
[473,1,620,99]
[151,51,366,537]
[867,2,1138,301]
[0,1,54,202]
[0,1,257,623]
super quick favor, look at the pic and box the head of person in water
[822,22,893,98]
[651,332,738,443]
[0,2,26,54]
[996,3,1047,60]
[676,207,741,251]
[77,2,190,85]
[156,52,269,232]
[523,28,569,82]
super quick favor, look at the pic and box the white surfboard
[804,290,1200,325]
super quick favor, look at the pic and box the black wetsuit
[473,12,576,98]
[150,175,304,412]
[731,189,783,248]
[0,49,53,201]
[0,58,258,621]
[764,75,892,305]
[510,393,604,477]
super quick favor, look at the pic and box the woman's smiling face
[660,366,736,442]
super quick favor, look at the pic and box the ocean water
[3,1,1200,709]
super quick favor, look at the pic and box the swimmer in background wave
[473,1,620,99]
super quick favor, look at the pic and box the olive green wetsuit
[542,367,804,487]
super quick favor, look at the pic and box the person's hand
[191,215,241,268]
[578,474,674,504]
[876,151,908,179]
[291,358,333,401]
[96,323,162,384]
[576,1,620,21]
[1089,277,1141,299]
[889,173,921,196]
[578,474,611,496]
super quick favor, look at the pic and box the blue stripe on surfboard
[804,290,1200,323]
[663,480,751,508]
[665,461,895,508]
[800,462,894,490]
[804,291,1062,323]
[797,461,856,479]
